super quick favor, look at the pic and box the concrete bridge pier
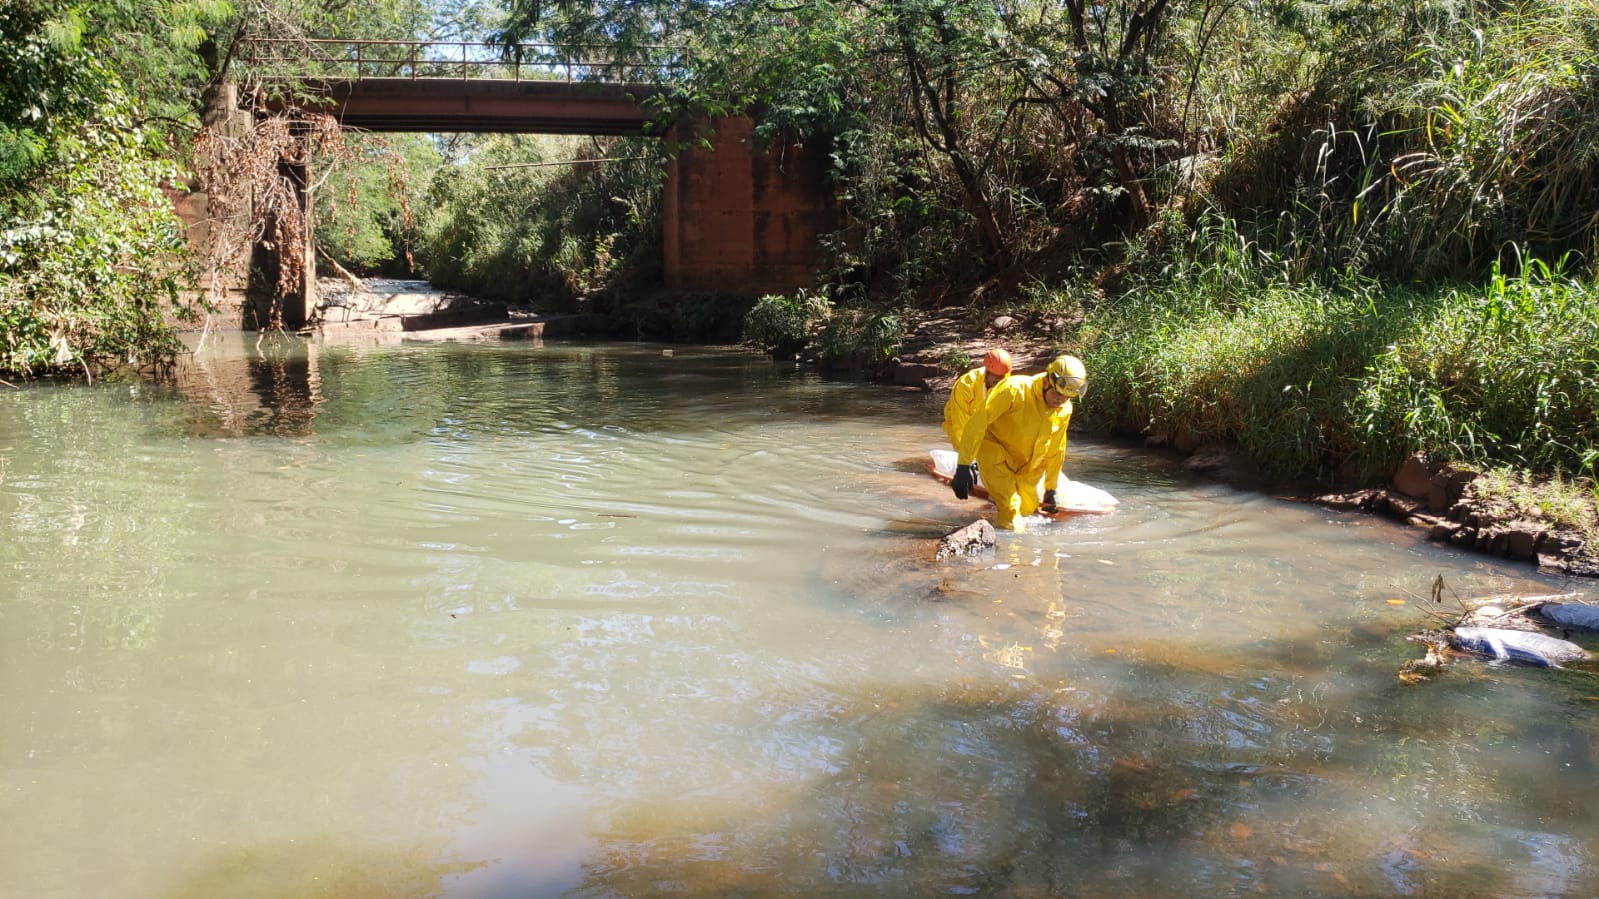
[662,117,833,296]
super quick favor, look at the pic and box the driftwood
[935,518,996,561]
[317,246,365,291]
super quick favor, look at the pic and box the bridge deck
[260,79,666,135]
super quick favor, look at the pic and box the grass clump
[1079,262,1414,480]
[1354,259,1599,479]
[1469,468,1599,547]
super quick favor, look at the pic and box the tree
[0,1,191,379]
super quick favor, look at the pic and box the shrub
[814,308,905,368]
[742,289,830,356]
[1,49,189,378]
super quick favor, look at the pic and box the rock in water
[935,519,996,561]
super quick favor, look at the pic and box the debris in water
[1399,576,1599,682]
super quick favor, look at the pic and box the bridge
[265,78,662,135]
[243,39,670,135]
[223,39,830,329]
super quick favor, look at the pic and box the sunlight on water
[1,332,1596,898]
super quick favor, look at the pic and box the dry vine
[190,104,350,331]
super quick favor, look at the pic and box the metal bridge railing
[240,38,684,85]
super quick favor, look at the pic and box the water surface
[2,333,1595,898]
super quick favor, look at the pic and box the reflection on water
[2,332,1596,898]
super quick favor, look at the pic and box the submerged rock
[935,519,996,561]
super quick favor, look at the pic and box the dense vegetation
[413,133,665,311]
[0,1,196,378]
[2,0,1595,507]
[717,0,1599,497]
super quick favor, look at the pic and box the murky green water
[3,333,1596,898]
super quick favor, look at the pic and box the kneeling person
[949,355,1086,531]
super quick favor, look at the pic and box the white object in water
[928,449,1119,513]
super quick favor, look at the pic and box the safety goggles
[1047,372,1087,398]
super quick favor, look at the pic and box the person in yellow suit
[950,355,1087,531]
[942,348,1012,451]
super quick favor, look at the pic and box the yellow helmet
[1044,355,1087,398]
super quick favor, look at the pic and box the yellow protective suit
[941,367,998,450]
[955,373,1073,531]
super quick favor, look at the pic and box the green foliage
[86,0,236,126]
[1380,4,1599,276]
[816,308,906,367]
[413,134,664,308]
[317,133,439,274]
[1355,260,1599,477]
[1191,0,1599,282]
[1081,236,1599,484]
[1,3,103,192]
[742,290,831,356]
[0,3,189,379]
[1081,274,1409,480]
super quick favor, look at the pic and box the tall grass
[1186,1,1599,285]
[1356,259,1599,477]
[1381,4,1599,276]
[1077,224,1599,484]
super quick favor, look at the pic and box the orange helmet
[983,348,1013,376]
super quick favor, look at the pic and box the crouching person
[949,355,1086,532]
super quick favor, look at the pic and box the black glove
[951,464,976,500]
[1041,488,1058,511]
